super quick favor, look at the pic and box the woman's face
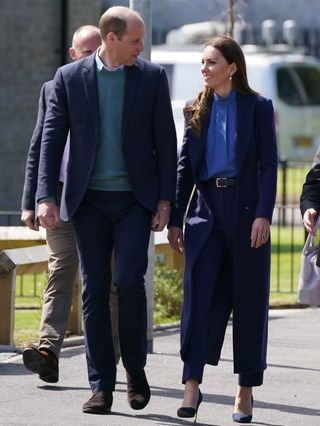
[201,45,236,95]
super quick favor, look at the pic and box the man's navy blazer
[37,53,177,221]
[21,81,53,210]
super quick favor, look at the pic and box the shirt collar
[95,49,124,72]
[214,89,236,106]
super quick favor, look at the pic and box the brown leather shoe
[82,391,113,414]
[126,369,151,410]
[22,347,58,383]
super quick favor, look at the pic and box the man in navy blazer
[21,25,122,383]
[37,6,177,414]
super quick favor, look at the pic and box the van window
[294,66,320,105]
[277,65,320,106]
[277,68,304,105]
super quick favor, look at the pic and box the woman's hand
[303,208,318,235]
[251,217,270,248]
[167,226,184,254]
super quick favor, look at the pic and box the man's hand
[21,210,39,231]
[167,226,184,254]
[151,200,171,232]
[250,217,270,248]
[38,202,59,229]
[303,208,318,235]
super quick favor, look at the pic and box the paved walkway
[1,308,320,426]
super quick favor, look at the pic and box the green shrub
[154,263,183,324]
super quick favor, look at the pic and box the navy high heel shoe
[177,389,203,423]
[232,395,253,423]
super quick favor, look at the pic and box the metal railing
[0,160,314,295]
[0,211,21,226]
[271,159,311,293]
[271,204,305,294]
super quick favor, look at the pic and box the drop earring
[229,75,232,80]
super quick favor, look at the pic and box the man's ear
[107,32,117,47]
[69,47,76,61]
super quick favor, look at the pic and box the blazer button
[245,206,249,210]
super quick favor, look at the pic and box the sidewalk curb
[0,306,309,363]
[0,322,181,363]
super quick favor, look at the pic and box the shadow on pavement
[0,362,29,376]
[38,384,89,391]
[108,411,215,426]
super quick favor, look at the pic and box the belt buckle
[216,177,227,188]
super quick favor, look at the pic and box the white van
[151,45,320,161]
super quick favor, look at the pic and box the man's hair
[99,6,142,40]
[72,25,100,48]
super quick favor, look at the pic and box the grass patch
[14,309,41,348]
[270,225,304,293]
[14,273,45,348]
[15,273,45,308]
[269,292,300,308]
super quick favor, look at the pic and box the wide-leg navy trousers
[182,183,263,387]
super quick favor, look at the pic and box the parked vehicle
[151,44,320,161]
[151,46,202,152]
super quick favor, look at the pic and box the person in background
[21,25,120,383]
[36,6,177,415]
[300,160,320,236]
[300,141,320,237]
[168,36,277,424]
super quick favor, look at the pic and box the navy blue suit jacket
[21,81,53,210]
[37,54,177,221]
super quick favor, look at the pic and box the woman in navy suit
[168,36,277,423]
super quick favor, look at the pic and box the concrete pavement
[1,307,319,426]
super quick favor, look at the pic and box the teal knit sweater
[88,67,131,191]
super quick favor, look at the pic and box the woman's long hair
[185,36,258,138]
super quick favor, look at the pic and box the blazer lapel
[122,61,142,142]
[81,55,99,131]
[189,96,213,179]
[236,94,255,173]
[189,120,209,179]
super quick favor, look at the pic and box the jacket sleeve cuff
[38,196,56,204]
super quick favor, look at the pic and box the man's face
[70,33,101,61]
[113,19,144,66]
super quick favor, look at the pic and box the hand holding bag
[298,218,320,305]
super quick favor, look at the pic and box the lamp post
[228,0,234,38]
[129,0,154,353]
[129,0,152,60]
